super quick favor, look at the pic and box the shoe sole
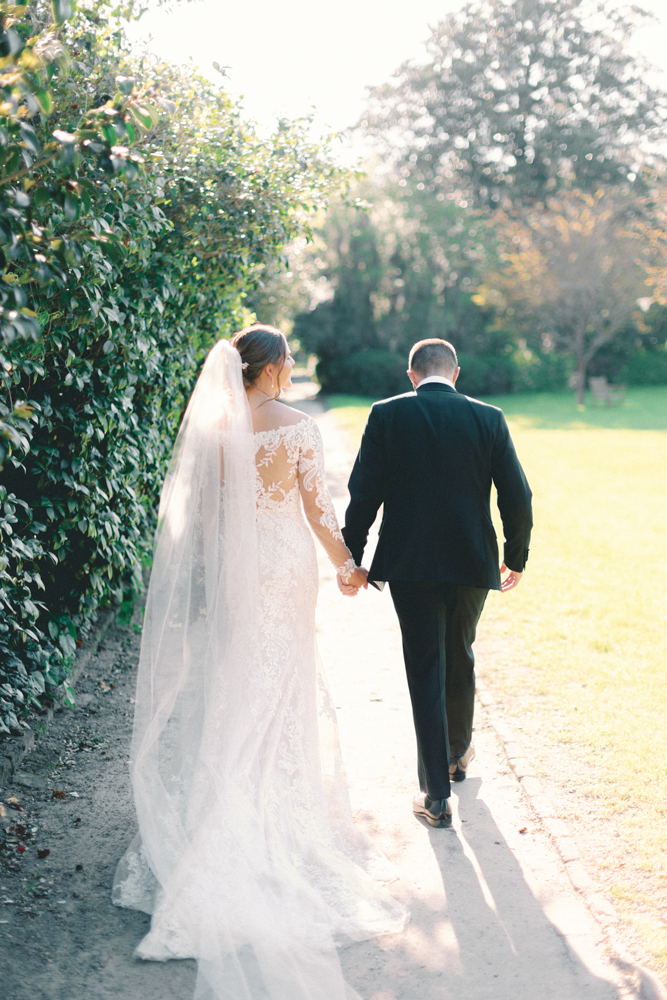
[412,806,453,828]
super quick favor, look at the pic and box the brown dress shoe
[449,743,475,782]
[412,792,453,828]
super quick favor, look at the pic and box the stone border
[476,679,667,1000]
[0,604,119,788]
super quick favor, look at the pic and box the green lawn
[328,386,667,972]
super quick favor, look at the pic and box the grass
[327,386,667,434]
[327,386,667,972]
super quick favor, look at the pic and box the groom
[340,339,532,828]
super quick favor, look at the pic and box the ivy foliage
[0,0,345,733]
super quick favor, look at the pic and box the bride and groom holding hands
[113,326,532,1000]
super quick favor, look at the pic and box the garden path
[0,390,635,1000]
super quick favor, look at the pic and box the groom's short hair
[409,339,458,377]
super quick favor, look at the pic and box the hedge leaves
[0,0,344,732]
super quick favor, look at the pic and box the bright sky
[127,0,667,148]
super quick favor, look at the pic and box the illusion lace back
[112,342,406,1000]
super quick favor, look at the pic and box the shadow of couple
[341,776,623,1000]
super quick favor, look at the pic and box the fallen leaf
[17,845,25,853]
[37,848,50,860]
[97,681,115,692]
[519,827,528,834]
[6,797,22,811]
[52,790,67,800]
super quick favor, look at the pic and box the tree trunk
[576,356,586,406]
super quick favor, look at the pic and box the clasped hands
[336,566,368,597]
[337,562,522,597]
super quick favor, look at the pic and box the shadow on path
[341,777,621,1000]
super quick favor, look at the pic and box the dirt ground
[0,397,653,1000]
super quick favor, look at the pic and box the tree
[634,180,667,306]
[362,0,666,208]
[292,173,514,394]
[487,189,647,404]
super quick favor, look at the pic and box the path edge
[476,678,667,1000]
[0,605,119,789]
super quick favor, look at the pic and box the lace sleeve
[297,419,357,581]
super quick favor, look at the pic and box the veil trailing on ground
[113,339,406,1000]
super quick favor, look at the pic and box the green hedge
[620,349,667,385]
[320,349,410,398]
[0,1,343,733]
[318,347,570,399]
[455,354,514,396]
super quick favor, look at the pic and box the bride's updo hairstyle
[231,324,288,396]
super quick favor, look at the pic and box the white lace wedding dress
[113,341,406,1000]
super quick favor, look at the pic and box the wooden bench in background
[589,376,627,407]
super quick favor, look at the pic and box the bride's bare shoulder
[273,402,311,428]
[252,401,312,434]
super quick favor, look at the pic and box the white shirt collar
[416,374,456,389]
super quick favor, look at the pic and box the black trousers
[389,581,488,801]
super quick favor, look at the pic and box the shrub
[0,1,343,733]
[510,351,571,393]
[318,348,571,399]
[456,353,514,397]
[620,349,667,385]
[321,349,409,398]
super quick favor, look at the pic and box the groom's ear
[452,367,461,384]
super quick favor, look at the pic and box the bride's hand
[337,574,359,597]
[336,567,368,596]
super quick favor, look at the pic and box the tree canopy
[363,0,667,207]
[481,188,648,402]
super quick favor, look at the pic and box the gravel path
[0,397,638,1000]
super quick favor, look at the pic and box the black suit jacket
[342,383,533,591]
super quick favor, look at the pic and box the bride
[113,326,407,1000]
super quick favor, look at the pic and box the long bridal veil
[113,340,406,1000]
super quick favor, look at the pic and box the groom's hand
[500,562,523,592]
